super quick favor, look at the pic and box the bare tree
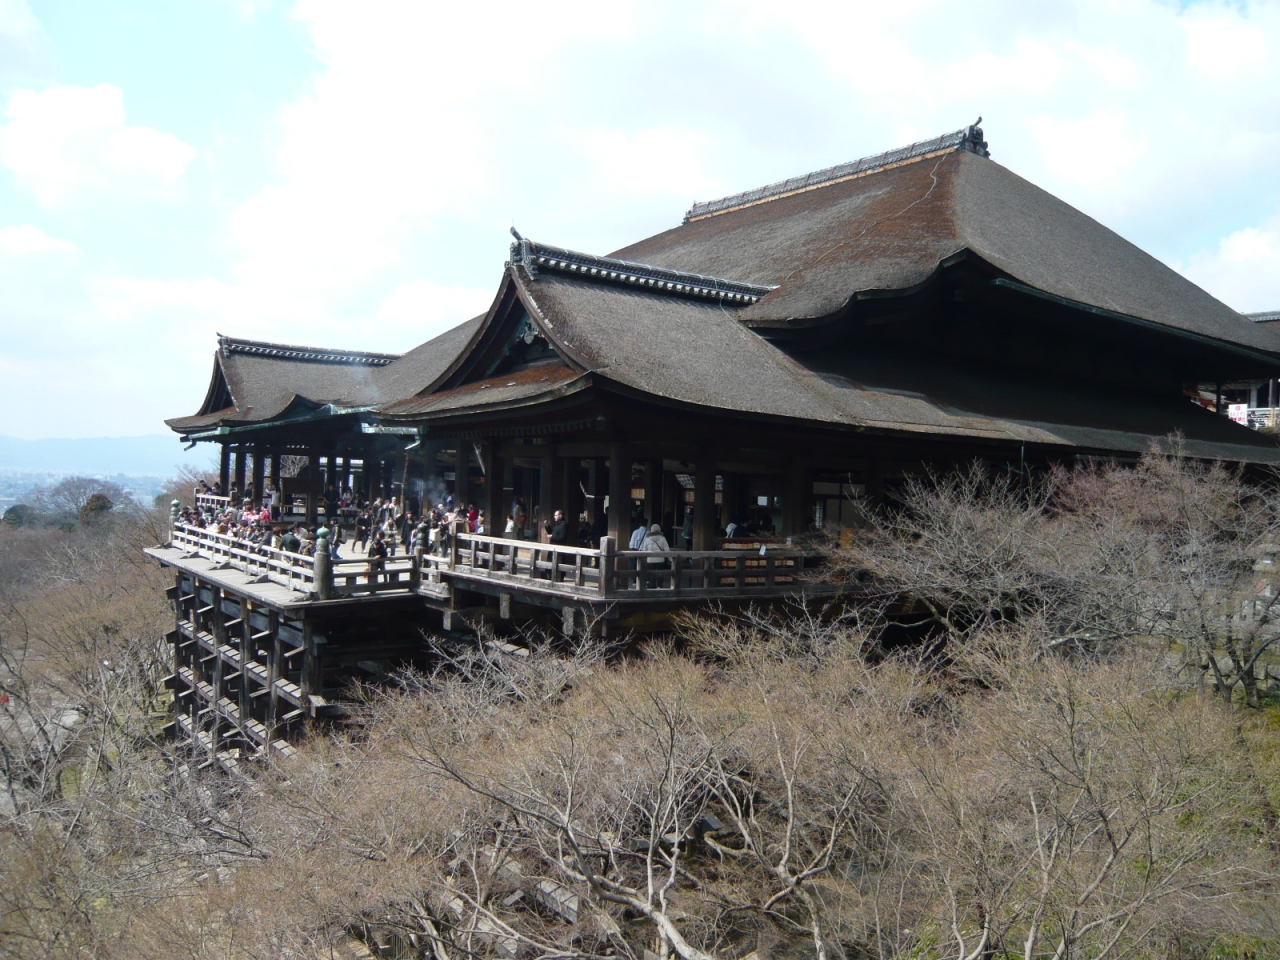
[28,476,128,523]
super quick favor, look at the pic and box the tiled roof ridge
[683,120,990,223]
[1247,310,1280,322]
[217,334,400,366]
[507,235,776,305]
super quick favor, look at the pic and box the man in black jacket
[367,531,389,584]
[544,509,569,546]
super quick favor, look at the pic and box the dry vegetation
[4,452,1280,960]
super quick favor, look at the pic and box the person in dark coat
[367,531,388,584]
[544,509,569,546]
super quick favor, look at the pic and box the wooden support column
[307,448,322,524]
[251,444,266,508]
[383,458,394,499]
[783,460,810,535]
[481,442,503,536]
[862,459,885,510]
[239,600,253,725]
[607,443,632,543]
[266,610,281,727]
[219,445,231,494]
[662,469,679,537]
[454,445,471,509]
[693,460,717,551]
[538,454,555,541]
[209,586,225,752]
[300,620,322,699]
[563,458,585,534]
[190,579,208,685]
[502,456,515,530]
[269,452,281,488]
[721,471,740,532]
[642,459,662,528]
[585,460,600,523]
[233,445,247,497]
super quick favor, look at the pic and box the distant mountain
[0,434,214,477]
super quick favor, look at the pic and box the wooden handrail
[171,523,416,598]
[170,522,819,603]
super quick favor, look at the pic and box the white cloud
[0,83,197,207]
[10,0,1280,438]
[0,0,39,36]
[1182,220,1280,314]
[0,224,77,255]
[374,280,494,341]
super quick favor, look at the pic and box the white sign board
[1228,403,1249,425]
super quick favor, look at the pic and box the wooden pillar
[382,458,394,499]
[783,460,810,534]
[209,586,225,752]
[642,459,662,528]
[693,460,717,551]
[662,469,679,537]
[266,610,281,727]
[482,442,503,536]
[538,454,555,541]
[219,444,231,494]
[233,444,247,497]
[721,471,740,533]
[251,444,266,509]
[454,445,470,509]
[607,443,632,543]
[502,456,515,529]
[588,458,609,524]
[239,600,253,725]
[307,448,322,524]
[866,460,886,508]
[299,620,319,698]
[269,452,281,487]
[563,458,585,534]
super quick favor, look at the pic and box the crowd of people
[185,480,491,564]
[184,479,779,580]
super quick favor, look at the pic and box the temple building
[146,122,1280,767]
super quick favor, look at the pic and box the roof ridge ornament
[684,119,991,223]
[506,237,776,305]
[216,334,400,366]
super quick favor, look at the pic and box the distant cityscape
[0,434,214,513]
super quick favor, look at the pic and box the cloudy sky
[2,0,1280,441]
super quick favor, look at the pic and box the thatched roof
[614,144,1278,354]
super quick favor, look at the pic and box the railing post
[169,500,180,545]
[314,526,333,601]
[450,519,464,571]
[599,536,615,598]
[411,520,427,591]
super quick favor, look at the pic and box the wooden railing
[170,522,817,605]
[195,493,231,513]
[608,548,807,598]
[451,533,606,594]
[448,532,813,600]
[170,523,418,599]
